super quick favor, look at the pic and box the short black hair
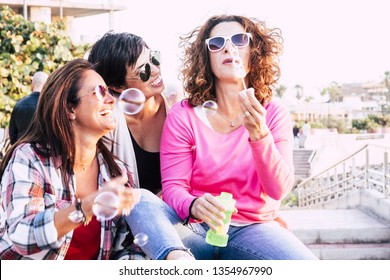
[87,31,149,89]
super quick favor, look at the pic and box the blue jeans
[176,222,318,260]
[125,189,191,260]
[127,189,317,260]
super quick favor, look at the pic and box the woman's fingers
[239,88,270,140]
[118,187,141,216]
[105,173,128,189]
[192,194,226,230]
[99,174,141,216]
[239,88,264,115]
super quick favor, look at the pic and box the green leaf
[0,6,90,127]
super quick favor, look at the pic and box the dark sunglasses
[205,32,252,52]
[128,51,161,82]
[78,85,111,101]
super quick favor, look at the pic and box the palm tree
[319,82,341,103]
[274,84,287,99]
[294,84,303,103]
[319,82,341,128]
[384,71,390,102]
[304,96,314,103]
[382,71,390,114]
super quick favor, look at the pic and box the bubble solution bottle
[205,192,236,247]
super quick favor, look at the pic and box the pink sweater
[160,100,294,224]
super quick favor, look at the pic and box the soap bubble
[229,47,246,89]
[118,88,146,115]
[229,47,239,58]
[92,192,119,222]
[202,100,218,116]
[133,232,149,247]
[233,57,246,78]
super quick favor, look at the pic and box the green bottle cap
[205,230,229,247]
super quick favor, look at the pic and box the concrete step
[293,160,311,163]
[293,149,313,179]
[307,243,390,260]
[294,166,310,170]
[279,209,390,259]
[294,168,311,178]
[293,163,310,168]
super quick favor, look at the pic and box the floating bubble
[202,100,218,116]
[229,47,239,58]
[233,56,242,66]
[229,47,247,89]
[92,192,119,221]
[118,88,146,115]
[233,57,246,78]
[133,232,149,247]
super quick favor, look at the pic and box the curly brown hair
[179,14,283,106]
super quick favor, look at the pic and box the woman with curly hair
[160,14,317,259]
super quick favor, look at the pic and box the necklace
[75,155,96,171]
[217,111,243,127]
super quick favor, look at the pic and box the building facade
[0,0,127,40]
[286,80,388,131]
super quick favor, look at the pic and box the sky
[74,0,390,102]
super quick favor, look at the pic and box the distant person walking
[9,71,48,144]
[302,121,311,137]
[299,121,311,148]
[292,124,299,149]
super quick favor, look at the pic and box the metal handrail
[296,143,390,207]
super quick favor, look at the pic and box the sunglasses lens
[232,33,250,47]
[96,85,110,100]
[150,51,160,66]
[208,37,225,51]
[139,63,151,82]
[94,85,103,100]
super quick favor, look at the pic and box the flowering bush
[0,6,89,127]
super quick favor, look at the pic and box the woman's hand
[102,173,141,216]
[117,185,141,216]
[239,88,270,141]
[190,193,227,231]
[83,173,141,219]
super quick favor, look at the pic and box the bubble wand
[230,46,247,90]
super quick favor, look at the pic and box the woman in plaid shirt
[0,59,192,260]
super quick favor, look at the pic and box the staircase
[293,149,314,179]
[285,141,390,260]
[280,208,390,260]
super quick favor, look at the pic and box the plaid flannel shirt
[0,143,143,260]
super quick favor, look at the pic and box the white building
[0,0,127,41]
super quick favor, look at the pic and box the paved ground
[279,209,390,230]
[304,132,390,174]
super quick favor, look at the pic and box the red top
[64,216,101,260]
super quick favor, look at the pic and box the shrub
[0,6,89,127]
[352,119,368,130]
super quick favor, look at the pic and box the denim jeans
[127,189,318,260]
[125,189,191,260]
[176,222,318,260]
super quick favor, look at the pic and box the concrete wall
[360,189,390,225]
[303,189,390,225]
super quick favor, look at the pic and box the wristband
[183,198,198,225]
[68,198,87,224]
